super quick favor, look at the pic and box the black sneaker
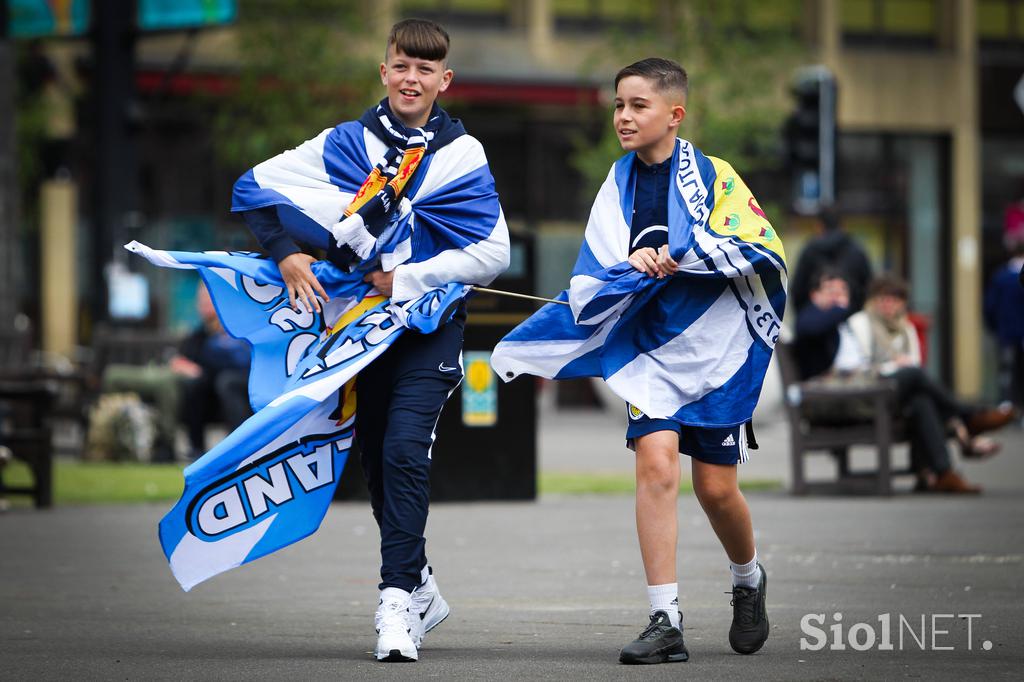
[728,562,769,654]
[619,611,689,665]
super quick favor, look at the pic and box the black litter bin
[337,232,537,501]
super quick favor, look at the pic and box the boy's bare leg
[690,459,754,564]
[620,428,689,664]
[691,457,768,654]
[634,430,681,584]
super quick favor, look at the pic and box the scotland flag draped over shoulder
[232,100,509,303]
[128,99,508,591]
[492,139,787,429]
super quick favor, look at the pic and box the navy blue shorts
[625,403,747,465]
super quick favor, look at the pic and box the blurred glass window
[743,0,803,33]
[841,0,939,47]
[401,0,510,27]
[553,0,654,31]
[977,0,1023,42]
[841,0,875,32]
[977,0,1012,39]
[881,0,936,34]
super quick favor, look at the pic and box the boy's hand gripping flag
[127,242,467,591]
[491,139,788,429]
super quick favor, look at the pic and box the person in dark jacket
[789,208,873,314]
[170,285,251,459]
[984,239,1024,412]
[793,268,851,380]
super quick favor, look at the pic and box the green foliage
[208,0,382,171]
[573,0,810,195]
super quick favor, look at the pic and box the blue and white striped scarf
[492,139,787,428]
[231,99,507,300]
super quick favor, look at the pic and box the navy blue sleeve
[243,206,360,270]
[242,207,301,263]
[795,304,849,339]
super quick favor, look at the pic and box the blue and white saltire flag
[491,139,788,430]
[126,241,469,591]
[231,105,510,303]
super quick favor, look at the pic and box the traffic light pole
[788,65,837,215]
[90,0,139,327]
[818,69,836,208]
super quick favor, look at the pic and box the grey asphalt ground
[3,392,1024,680]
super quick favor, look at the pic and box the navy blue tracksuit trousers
[355,312,464,592]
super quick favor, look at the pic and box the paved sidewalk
[2,389,1023,680]
[2,492,1023,680]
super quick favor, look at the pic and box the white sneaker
[408,569,450,648]
[374,588,418,662]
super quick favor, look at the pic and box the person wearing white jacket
[834,275,1014,492]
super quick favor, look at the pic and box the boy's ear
[379,62,388,86]
[671,104,686,127]
[438,67,454,93]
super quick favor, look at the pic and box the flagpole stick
[470,286,569,306]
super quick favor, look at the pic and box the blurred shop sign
[6,0,236,38]
[138,0,236,31]
[8,0,90,38]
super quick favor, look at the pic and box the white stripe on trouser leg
[427,357,463,461]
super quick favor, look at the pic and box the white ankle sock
[647,583,680,629]
[730,554,761,589]
[418,564,431,587]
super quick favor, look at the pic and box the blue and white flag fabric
[231,99,509,303]
[491,139,788,429]
[126,241,468,591]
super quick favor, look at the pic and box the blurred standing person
[790,207,873,314]
[984,204,1024,414]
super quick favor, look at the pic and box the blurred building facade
[12,0,1024,398]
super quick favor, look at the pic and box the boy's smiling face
[614,75,686,165]
[380,47,453,129]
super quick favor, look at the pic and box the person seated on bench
[796,272,1014,494]
[792,267,853,381]
[171,285,252,460]
[838,275,1015,492]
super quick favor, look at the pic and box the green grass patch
[2,459,185,505]
[540,472,782,495]
[1,461,781,506]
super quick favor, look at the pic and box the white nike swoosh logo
[439,363,458,372]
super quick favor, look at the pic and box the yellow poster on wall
[462,351,497,427]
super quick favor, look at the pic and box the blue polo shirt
[629,156,672,254]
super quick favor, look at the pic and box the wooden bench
[90,326,183,381]
[776,341,914,495]
[0,379,57,507]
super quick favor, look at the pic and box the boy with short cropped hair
[236,18,510,662]
[492,57,787,663]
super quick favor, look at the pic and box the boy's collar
[359,98,465,152]
[635,154,674,172]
